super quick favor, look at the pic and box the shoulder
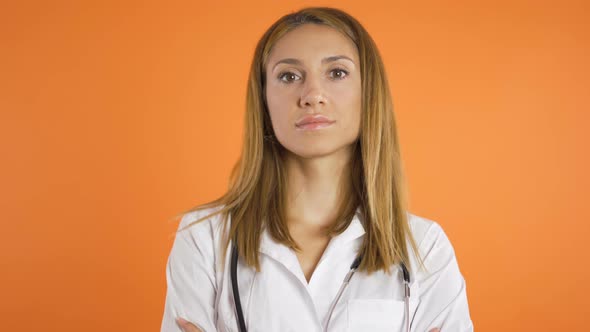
[178,204,226,232]
[405,211,458,264]
[406,212,445,245]
[175,204,228,253]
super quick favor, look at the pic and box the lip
[295,115,335,131]
[296,122,335,130]
[295,115,336,127]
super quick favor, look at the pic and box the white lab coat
[160,206,474,332]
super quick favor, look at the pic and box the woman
[161,7,473,332]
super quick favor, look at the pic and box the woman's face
[265,24,362,159]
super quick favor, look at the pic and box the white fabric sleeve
[411,222,474,332]
[160,213,218,332]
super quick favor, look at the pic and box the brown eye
[329,68,349,80]
[278,72,301,83]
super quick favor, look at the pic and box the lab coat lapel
[259,227,304,283]
[258,207,366,284]
[327,209,365,248]
[317,208,366,268]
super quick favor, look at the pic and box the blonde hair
[173,7,423,274]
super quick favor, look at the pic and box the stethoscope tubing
[230,243,247,332]
[230,242,411,332]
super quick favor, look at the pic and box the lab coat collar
[259,206,365,263]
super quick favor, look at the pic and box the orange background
[1,1,589,331]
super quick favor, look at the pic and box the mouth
[295,115,336,131]
[296,121,336,130]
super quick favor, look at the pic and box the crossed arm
[174,317,441,332]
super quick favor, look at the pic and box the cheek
[265,88,293,136]
[333,87,362,131]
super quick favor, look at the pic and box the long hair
[173,7,423,274]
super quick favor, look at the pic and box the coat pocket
[346,299,406,332]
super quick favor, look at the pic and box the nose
[299,75,326,109]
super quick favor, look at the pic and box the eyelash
[277,68,349,83]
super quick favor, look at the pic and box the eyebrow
[271,55,355,72]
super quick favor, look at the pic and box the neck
[284,146,353,230]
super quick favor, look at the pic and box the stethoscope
[230,242,412,332]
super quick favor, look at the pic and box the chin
[284,142,350,159]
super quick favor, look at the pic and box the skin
[174,24,440,332]
[265,23,362,282]
[265,24,361,220]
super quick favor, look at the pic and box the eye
[278,71,301,83]
[329,68,349,80]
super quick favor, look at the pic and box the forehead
[267,24,359,66]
